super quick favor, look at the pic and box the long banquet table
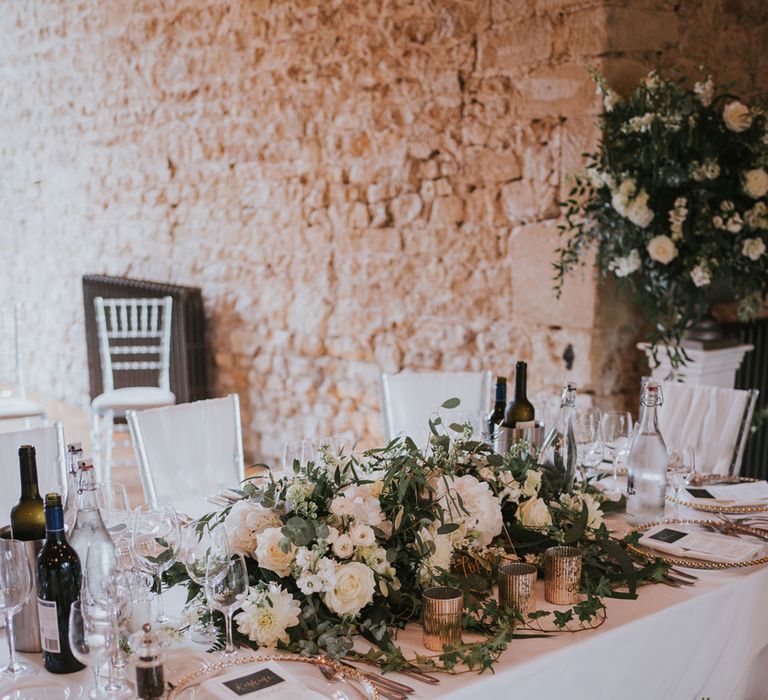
[2,502,768,700]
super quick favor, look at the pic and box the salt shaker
[135,623,165,699]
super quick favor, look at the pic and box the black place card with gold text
[223,668,286,696]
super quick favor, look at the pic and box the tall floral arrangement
[556,68,768,364]
[167,408,665,673]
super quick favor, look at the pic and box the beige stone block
[465,188,497,225]
[516,64,600,119]
[369,202,390,228]
[420,159,440,179]
[429,195,464,225]
[420,180,436,201]
[435,178,452,196]
[391,193,423,225]
[508,221,597,330]
[604,8,679,53]
[500,179,558,225]
[465,148,522,185]
[478,17,553,72]
[367,182,396,203]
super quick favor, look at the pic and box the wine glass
[601,410,633,497]
[181,522,231,644]
[282,440,309,474]
[96,482,132,545]
[206,554,248,657]
[0,539,37,679]
[573,408,603,485]
[667,445,696,514]
[69,599,113,699]
[130,504,180,623]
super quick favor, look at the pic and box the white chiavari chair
[127,394,245,511]
[91,296,174,482]
[380,370,493,448]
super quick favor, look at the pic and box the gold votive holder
[422,586,463,651]
[544,546,582,605]
[498,562,537,615]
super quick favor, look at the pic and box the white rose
[332,534,354,559]
[646,235,677,264]
[224,501,283,555]
[521,470,542,498]
[330,496,353,517]
[254,527,295,577]
[690,265,711,288]
[235,583,301,648]
[609,249,641,278]
[626,199,655,228]
[723,101,753,132]
[742,237,766,261]
[349,523,376,548]
[322,561,376,617]
[517,497,553,528]
[743,168,768,199]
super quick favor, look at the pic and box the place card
[639,524,763,564]
[684,480,768,506]
[201,661,326,699]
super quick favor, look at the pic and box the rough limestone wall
[0,0,765,461]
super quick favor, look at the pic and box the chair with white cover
[0,303,46,426]
[0,423,66,526]
[657,381,759,476]
[92,296,175,482]
[380,370,493,447]
[127,394,245,511]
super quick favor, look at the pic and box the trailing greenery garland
[166,406,668,673]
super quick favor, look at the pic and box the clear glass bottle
[68,460,115,571]
[626,381,668,525]
[537,383,577,494]
[63,443,83,534]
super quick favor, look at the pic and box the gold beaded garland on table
[626,518,768,570]
[167,654,379,699]
[666,475,768,514]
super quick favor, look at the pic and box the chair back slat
[127,395,244,507]
[94,296,173,393]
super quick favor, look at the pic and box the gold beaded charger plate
[626,518,768,570]
[666,475,768,514]
[167,654,378,699]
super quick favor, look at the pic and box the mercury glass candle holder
[498,562,537,615]
[422,586,463,651]
[544,546,582,605]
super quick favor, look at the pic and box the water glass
[601,410,633,496]
[69,600,113,699]
[206,554,249,657]
[130,504,180,623]
[0,539,37,679]
[667,445,696,514]
[96,482,132,545]
[573,408,603,484]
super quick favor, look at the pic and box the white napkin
[683,481,768,507]
[639,523,763,564]
[201,661,327,700]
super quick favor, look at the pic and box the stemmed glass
[96,482,132,545]
[667,445,696,515]
[601,410,633,497]
[207,554,248,657]
[69,600,112,699]
[573,408,603,486]
[130,503,180,623]
[181,522,231,644]
[0,539,37,679]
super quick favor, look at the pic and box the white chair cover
[0,423,66,526]
[127,395,245,507]
[657,381,758,475]
[380,371,493,447]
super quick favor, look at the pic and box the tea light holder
[422,586,463,651]
[498,562,537,615]
[544,546,582,605]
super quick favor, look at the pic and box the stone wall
[1,0,766,462]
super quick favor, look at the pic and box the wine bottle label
[515,420,536,429]
[37,598,60,653]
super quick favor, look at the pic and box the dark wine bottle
[487,376,507,438]
[504,361,536,428]
[36,493,85,674]
[10,445,46,540]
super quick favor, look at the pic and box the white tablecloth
[3,505,768,700]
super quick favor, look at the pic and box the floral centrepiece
[166,409,666,673]
[556,67,768,365]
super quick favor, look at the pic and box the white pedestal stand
[637,342,754,388]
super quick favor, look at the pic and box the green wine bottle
[503,361,536,428]
[10,445,46,540]
[36,493,85,674]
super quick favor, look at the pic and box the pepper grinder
[135,623,165,699]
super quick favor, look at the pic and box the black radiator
[82,275,208,404]
[730,318,768,479]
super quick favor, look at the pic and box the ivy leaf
[599,538,637,597]
[563,502,589,544]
